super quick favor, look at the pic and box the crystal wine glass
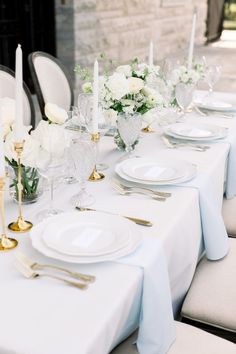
[204,64,222,100]
[175,83,195,120]
[70,137,96,207]
[63,107,81,184]
[78,93,94,133]
[117,113,142,160]
[37,159,65,221]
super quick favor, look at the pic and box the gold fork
[14,260,88,290]
[15,252,95,283]
[113,179,171,198]
[113,182,166,201]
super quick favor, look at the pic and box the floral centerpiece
[76,59,166,149]
[3,102,67,203]
[168,60,206,107]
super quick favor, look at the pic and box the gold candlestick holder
[0,177,18,251]
[142,125,155,133]
[89,133,105,182]
[8,142,33,233]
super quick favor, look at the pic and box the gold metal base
[89,167,105,182]
[8,217,33,233]
[0,237,18,251]
[142,125,155,133]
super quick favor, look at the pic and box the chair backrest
[0,64,35,128]
[28,51,74,118]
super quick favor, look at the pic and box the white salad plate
[115,158,197,186]
[194,90,236,112]
[164,123,227,141]
[30,211,143,264]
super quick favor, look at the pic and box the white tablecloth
[1,90,236,354]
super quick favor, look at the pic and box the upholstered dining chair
[28,51,74,119]
[110,321,236,354]
[181,238,236,343]
[222,197,236,237]
[0,64,35,128]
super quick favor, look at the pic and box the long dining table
[1,90,236,354]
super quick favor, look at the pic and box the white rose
[44,103,68,125]
[116,65,132,77]
[123,105,135,114]
[128,77,144,94]
[181,73,189,84]
[189,70,200,84]
[0,97,15,126]
[136,63,149,78]
[32,120,66,159]
[4,128,40,168]
[106,73,129,100]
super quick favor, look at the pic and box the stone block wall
[55,0,208,91]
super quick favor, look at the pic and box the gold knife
[75,207,153,227]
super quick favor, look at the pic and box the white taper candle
[15,44,24,142]
[188,11,197,70]
[92,59,99,134]
[149,41,154,67]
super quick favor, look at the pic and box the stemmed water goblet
[37,158,65,221]
[70,137,96,207]
[117,113,142,161]
[175,83,195,120]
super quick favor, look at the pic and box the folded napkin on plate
[118,237,176,354]
[44,103,68,125]
[176,128,212,138]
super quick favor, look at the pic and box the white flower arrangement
[170,65,200,86]
[78,60,166,127]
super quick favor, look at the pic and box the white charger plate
[121,158,185,182]
[30,212,143,264]
[115,159,197,186]
[42,212,130,256]
[164,123,227,141]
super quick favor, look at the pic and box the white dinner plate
[121,158,185,182]
[164,123,227,141]
[115,159,197,186]
[194,90,236,112]
[30,212,143,264]
[42,212,130,256]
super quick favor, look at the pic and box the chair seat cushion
[222,197,236,237]
[110,322,236,354]
[181,239,236,332]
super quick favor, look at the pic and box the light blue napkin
[224,120,236,199]
[118,236,176,354]
[182,146,230,260]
